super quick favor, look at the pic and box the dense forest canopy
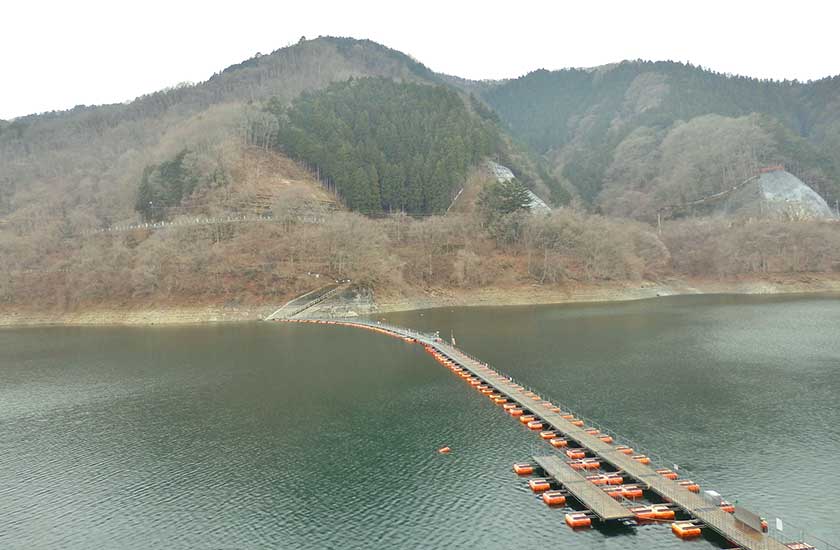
[266,78,500,214]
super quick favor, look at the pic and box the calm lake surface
[1,294,838,549]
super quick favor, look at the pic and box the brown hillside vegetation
[2,37,840,319]
[2,144,839,314]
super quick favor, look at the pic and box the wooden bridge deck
[532,455,632,520]
[278,319,795,550]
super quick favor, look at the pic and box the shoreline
[370,274,840,315]
[1,274,839,328]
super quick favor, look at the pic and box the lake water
[1,294,838,549]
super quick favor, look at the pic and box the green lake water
[1,294,838,548]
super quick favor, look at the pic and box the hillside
[1,39,839,321]
[0,37,445,229]
[481,62,840,219]
[0,37,556,312]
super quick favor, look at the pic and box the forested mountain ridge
[0,37,448,227]
[481,62,840,218]
[1,36,556,226]
[0,36,560,310]
[1,38,839,317]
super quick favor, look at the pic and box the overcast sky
[2,0,838,119]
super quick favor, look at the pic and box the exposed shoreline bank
[1,274,839,328]
[371,274,840,315]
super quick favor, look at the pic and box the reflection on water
[1,294,838,548]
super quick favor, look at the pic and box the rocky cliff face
[723,169,837,220]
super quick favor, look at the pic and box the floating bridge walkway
[275,317,827,550]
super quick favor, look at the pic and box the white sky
[2,0,838,120]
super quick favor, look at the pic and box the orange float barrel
[678,480,700,493]
[621,485,644,499]
[542,491,567,506]
[631,506,656,520]
[502,403,518,410]
[671,522,702,539]
[549,438,568,448]
[565,449,586,460]
[539,430,557,440]
[606,485,641,499]
[616,445,634,455]
[565,513,592,529]
[584,428,599,435]
[653,505,675,520]
[656,468,678,480]
[598,435,614,444]
[587,474,608,485]
[605,473,623,485]
[568,459,600,471]
[631,455,651,465]
[519,414,536,424]
[527,420,544,430]
[719,502,735,513]
[581,459,601,470]
[509,408,524,417]
[512,463,535,475]
[528,478,551,493]
[494,396,508,405]
[549,407,562,413]
[571,420,584,427]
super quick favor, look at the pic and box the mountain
[0,37,444,226]
[1,36,557,227]
[481,62,840,219]
[1,39,839,317]
[0,37,559,311]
